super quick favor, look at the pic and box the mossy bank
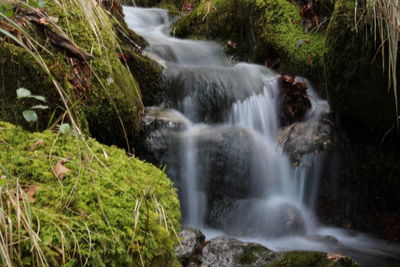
[0,0,164,150]
[0,121,181,266]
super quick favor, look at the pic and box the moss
[237,244,268,265]
[268,251,360,267]
[238,251,258,264]
[121,51,165,106]
[0,121,181,266]
[173,0,326,92]
[1,0,144,150]
[324,0,397,141]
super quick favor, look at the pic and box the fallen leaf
[30,140,45,150]
[327,253,347,261]
[53,159,72,179]
[39,17,49,25]
[49,16,59,23]
[24,185,39,203]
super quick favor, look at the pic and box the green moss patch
[0,122,181,266]
[269,251,360,267]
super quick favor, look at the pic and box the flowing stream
[123,7,400,266]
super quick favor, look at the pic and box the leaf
[31,105,49,110]
[37,0,47,8]
[59,123,71,134]
[53,159,72,179]
[0,3,14,18]
[0,177,6,188]
[327,253,347,261]
[22,110,38,122]
[31,95,46,102]
[16,88,32,99]
[30,140,45,151]
[39,17,49,25]
[24,185,39,203]
[28,0,46,8]
[16,88,46,102]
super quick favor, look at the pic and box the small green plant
[0,0,47,18]
[27,0,47,8]
[0,2,14,18]
[58,123,71,134]
[16,88,48,123]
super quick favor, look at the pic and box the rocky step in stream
[175,228,360,267]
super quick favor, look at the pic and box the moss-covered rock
[269,251,360,267]
[0,121,181,266]
[324,0,398,141]
[173,0,326,92]
[189,235,360,267]
[0,0,144,150]
[119,47,165,107]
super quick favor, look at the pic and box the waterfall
[123,5,326,236]
[123,8,400,267]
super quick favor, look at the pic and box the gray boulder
[278,118,336,164]
[176,227,205,266]
[143,106,190,132]
[187,235,359,267]
[198,236,275,267]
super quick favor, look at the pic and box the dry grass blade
[0,179,49,266]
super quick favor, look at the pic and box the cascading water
[124,7,400,266]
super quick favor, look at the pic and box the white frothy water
[124,7,400,266]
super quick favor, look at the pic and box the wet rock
[163,64,269,123]
[226,201,307,237]
[135,107,188,164]
[143,125,255,227]
[190,235,359,267]
[176,227,205,266]
[143,107,190,132]
[278,117,336,164]
[198,236,275,267]
[306,234,342,246]
[280,204,308,235]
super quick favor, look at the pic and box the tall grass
[0,177,49,266]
